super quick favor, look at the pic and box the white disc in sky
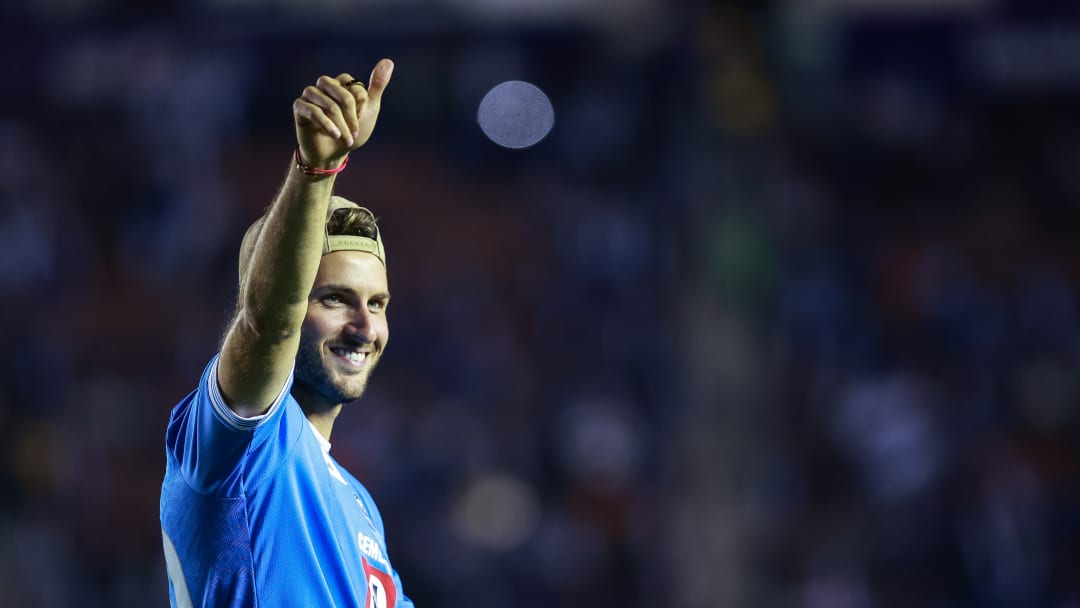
[477,80,554,149]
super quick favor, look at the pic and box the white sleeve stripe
[207,356,294,432]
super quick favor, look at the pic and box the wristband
[294,147,349,176]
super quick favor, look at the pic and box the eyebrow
[318,284,391,300]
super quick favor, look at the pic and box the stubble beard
[294,336,376,410]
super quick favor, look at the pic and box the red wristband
[294,147,349,176]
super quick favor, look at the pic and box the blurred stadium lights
[443,0,658,24]
[192,0,668,29]
[966,25,1080,91]
[13,0,672,39]
[775,0,1080,115]
[791,0,993,16]
[450,472,541,552]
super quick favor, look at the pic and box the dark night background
[2,0,1080,606]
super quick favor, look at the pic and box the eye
[321,293,344,306]
[368,298,387,312]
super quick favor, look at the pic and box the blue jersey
[160,355,413,607]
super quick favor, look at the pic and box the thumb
[366,59,394,103]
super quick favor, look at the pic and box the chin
[337,382,369,404]
[331,368,374,402]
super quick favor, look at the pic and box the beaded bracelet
[294,147,349,176]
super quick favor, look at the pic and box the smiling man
[159,59,413,607]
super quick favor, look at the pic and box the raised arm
[218,60,394,418]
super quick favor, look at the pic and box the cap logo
[324,234,385,266]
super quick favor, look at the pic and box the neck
[292,385,343,441]
[304,406,342,441]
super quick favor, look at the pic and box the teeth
[332,348,366,362]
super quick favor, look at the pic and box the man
[160,58,413,607]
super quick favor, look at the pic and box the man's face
[294,250,389,409]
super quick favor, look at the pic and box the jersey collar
[306,419,332,454]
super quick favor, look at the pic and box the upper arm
[217,306,304,418]
[165,354,295,494]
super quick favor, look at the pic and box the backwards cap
[238,195,385,287]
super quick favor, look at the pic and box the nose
[343,308,377,344]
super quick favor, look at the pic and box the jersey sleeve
[165,354,294,496]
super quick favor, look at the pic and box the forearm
[240,162,340,338]
[217,159,342,415]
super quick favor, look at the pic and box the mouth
[328,345,371,369]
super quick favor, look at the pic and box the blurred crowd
[2,1,1080,607]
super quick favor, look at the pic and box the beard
[294,336,376,410]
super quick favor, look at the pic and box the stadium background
[2,0,1080,605]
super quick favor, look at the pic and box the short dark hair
[326,206,379,240]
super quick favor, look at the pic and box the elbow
[233,306,301,344]
[236,276,309,342]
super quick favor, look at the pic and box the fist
[293,58,394,169]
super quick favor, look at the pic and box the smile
[329,346,370,367]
